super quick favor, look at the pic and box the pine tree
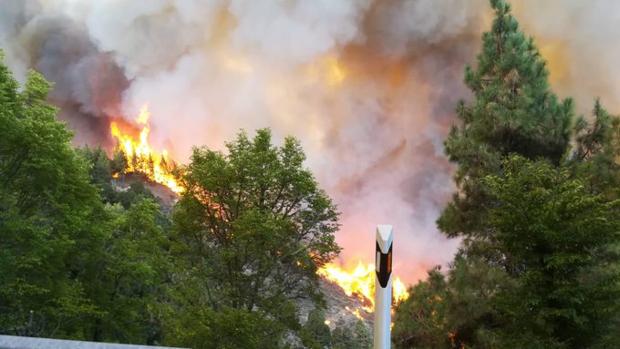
[484,156,620,347]
[392,268,451,349]
[438,0,574,238]
[147,154,155,176]
[572,99,620,198]
[396,1,620,348]
[110,148,128,175]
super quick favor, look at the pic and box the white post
[374,225,393,349]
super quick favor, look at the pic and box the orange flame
[110,105,183,193]
[317,261,409,312]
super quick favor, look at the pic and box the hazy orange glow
[110,105,183,193]
[317,261,410,312]
[325,56,346,86]
[304,55,348,87]
[539,41,569,87]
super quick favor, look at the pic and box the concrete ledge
[0,335,187,349]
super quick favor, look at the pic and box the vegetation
[394,1,620,348]
[1,0,620,348]
[0,52,341,347]
[166,128,340,348]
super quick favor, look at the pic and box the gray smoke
[1,1,128,145]
[1,0,616,283]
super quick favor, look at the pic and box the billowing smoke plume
[1,0,617,283]
[512,0,620,114]
[0,1,128,145]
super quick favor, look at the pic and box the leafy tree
[485,156,620,348]
[165,306,286,349]
[393,268,450,349]
[0,53,101,336]
[110,148,128,175]
[79,199,171,343]
[78,147,118,203]
[300,308,331,349]
[438,0,574,238]
[169,129,340,346]
[0,53,172,345]
[79,147,113,185]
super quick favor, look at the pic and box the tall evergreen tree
[485,156,620,348]
[397,1,620,348]
[392,268,451,349]
[439,0,574,238]
[570,101,620,347]
[572,99,620,198]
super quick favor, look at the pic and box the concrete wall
[0,335,187,349]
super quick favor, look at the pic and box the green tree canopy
[168,129,340,347]
[485,156,620,348]
[396,157,620,348]
[0,52,172,345]
[572,100,620,198]
[439,0,574,238]
[396,1,620,348]
[0,53,101,336]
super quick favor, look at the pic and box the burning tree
[109,105,182,193]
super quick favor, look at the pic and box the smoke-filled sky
[2,0,619,283]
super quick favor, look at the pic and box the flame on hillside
[110,105,183,193]
[317,261,409,312]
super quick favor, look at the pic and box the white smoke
[2,0,619,283]
[513,0,620,113]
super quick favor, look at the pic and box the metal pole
[374,225,393,349]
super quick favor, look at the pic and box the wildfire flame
[317,261,410,313]
[110,108,410,313]
[110,105,183,193]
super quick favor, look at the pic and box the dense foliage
[0,54,170,343]
[438,0,574,239]
[394,1,620,348]
[2,0,620,347]
[0,52,344,347]
[166,129,340,348]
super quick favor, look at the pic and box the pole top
[376,225,393,254]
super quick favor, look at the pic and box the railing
[0,335,187,349]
